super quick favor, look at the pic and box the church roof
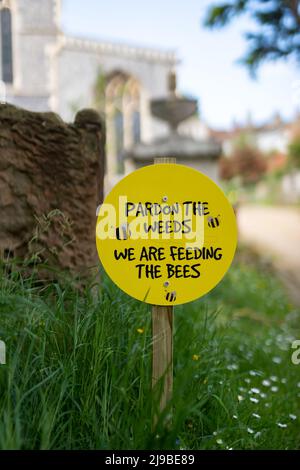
[63,35,177,65]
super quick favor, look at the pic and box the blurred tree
[204,0,300,73]
[288,134,300,168]
[220,144,267,183]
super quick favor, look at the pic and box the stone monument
[126,72,221,182]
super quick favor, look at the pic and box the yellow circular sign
[96,164,237,306]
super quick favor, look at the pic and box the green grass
[0,250,299,450]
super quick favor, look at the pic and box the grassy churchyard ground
[0,246,299,450]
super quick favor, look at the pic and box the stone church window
[0,7,13,84]
[114,109,124,173]
[132,110,141,144]
[102,71,141,176]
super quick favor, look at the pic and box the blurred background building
[1,0,300,201]
[0,0,221,189]
[0,1,175,184]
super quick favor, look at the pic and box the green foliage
[0,253,299,450]
[204,0,300,73]
[288,135,300,168]
[94,69,107,112]
[220,144,267,184]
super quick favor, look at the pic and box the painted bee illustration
[207,215,220,228]
[116,223,131,240]
[166,291,177,302]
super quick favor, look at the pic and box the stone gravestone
[0,104,105,275]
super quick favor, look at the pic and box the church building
[0,0,177,185]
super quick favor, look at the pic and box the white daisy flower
[249,370,263,377]
[227,364,239,371]
[262,380,271,387]
[277,423,287,428]
[250,388,260,394]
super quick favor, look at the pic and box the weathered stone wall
[0,103,105,274]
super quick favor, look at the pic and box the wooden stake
[152,305,173,427]
[152,156,176,428]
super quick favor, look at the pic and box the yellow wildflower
[192,354,200,361]
[137,328,144,334]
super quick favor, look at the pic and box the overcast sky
[62,0,300,129]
